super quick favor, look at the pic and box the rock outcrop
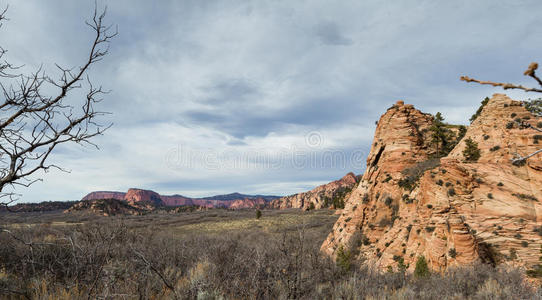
[270,173,359,210]
[322,95,542,273]
[66,198,145,216]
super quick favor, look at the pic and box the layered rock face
[322,94,542,272]
[270,173,359,210]
[125,188,163,207]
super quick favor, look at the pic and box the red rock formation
[228,197,267,209]
[80,190,278,209]
[124,188,163,206]
[322,95,542,273]
[270,173,359,210]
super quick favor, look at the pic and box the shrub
[489,145,501,152]
[487,193,493,199]
[398,158,440,191]
[497,182,504,187]
[383,174,392,183]
[384,197,393,207]
[449,248,457,258]
[308,202,315,210]
[509,248,518,260]
[538,122,542,128]
[447,188,456,197]
[425,226,436,233]
[256,209,262,219]
[336,245,353,273]
[414,256,430,278]
[523,99,542,116]
[512,193,538,202]
[462,138,481,162]
[426,204,433,209]
[521,241,529,248]
[436,179,443,186]
[470,97,489,123]
[511,113,517,118]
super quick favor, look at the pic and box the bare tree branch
[462,62,542,165]
[460,62,542,93]
[131,246,180,300]
[0,5,115,206]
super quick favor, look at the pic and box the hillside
[270,173,359,210]
[321,94,542,273]
[65,198,145,216]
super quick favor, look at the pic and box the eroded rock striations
[270,173,359,210]
[321,94,542,273]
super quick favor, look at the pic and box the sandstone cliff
[321,94,542,273]
[270,173,359,210]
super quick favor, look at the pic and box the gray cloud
[315,21,353,46]
[2,0,542,202]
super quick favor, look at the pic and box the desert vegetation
[0,209,540,299]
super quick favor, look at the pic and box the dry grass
[0,208,540,299]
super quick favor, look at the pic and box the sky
[2,0,542,202]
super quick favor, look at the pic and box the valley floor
[0,209,540,299]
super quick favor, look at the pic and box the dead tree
[461,62,542,165]
[0,5,116,207]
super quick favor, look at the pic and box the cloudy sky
[3,0,542,202]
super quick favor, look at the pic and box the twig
[460,61,542,93]
[131,247,179,300]
[511,149,542,165]
[460,76,542,93]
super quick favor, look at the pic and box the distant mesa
[81,188,281,210]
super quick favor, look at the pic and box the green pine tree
[336,245,352,273]
[430,112,455,157]
[414,255,430,278]
[462,138,481,162]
